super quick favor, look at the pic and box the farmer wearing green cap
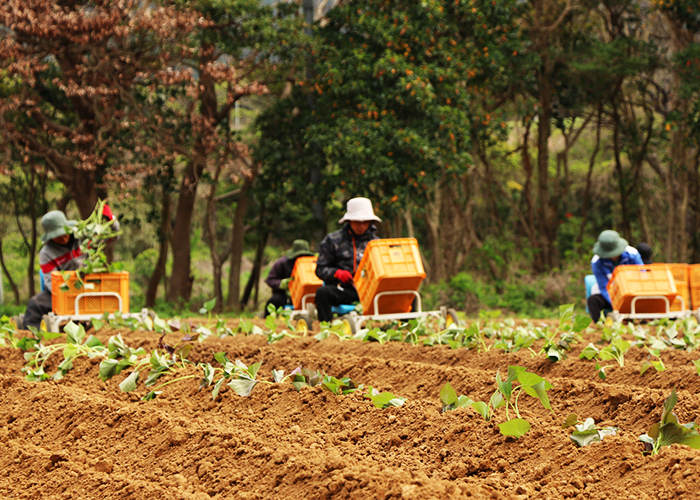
[263,240,315,317]
[22,211,86,330]
[588,230,644,323]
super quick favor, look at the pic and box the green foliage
[639,389,700,455]
[365,387,407,409]
[443,366,552,437]
[23,321,107,381]
[563,414,618,447]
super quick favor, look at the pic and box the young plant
[439,381,480,413]
[541,304,590,362]
[562,414,617,447]
[24,321,107,381]
[639,389,700,455]
[452,366,553,437]
[640,348,666,376]
[101,333,197,400]
[364,386,407,409]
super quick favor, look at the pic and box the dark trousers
[315,284,359,323]
[264,290,291,317]
[588,294,612,323]
[23,290,52,329]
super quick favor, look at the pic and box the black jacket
[315,223,378,285]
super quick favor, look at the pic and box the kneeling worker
[588,230,643,323]
[23,211,85,329]
[263,239,315,317]
[314,197,380,323]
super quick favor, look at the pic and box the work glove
[280,278,291,291]
[334,269,353,284]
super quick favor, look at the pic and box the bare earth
[1,323,699,499]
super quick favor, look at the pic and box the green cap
[593,230,628,259]
[41,211,77,244]
[286,240,314,259]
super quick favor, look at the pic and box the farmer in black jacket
[263,240,314,317]
[315,197,380,322]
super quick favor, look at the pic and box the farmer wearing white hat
[314,197,381,323]
[263,239,315,317]
[22,211,86,330]
[588,229,644,323]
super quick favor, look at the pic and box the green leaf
[99,359,120,381]
[440,382,458,406]
[570,429,602,447]
[506,365,526,383]
[522,380,552,410]
[228,378,258,397]
[64,321,85,345]
[248,362,261,380]
[580,343,599,360]
[559,304,574,326]
[490,389,507,410]
[203,298,217,312]
[142,391,159,401]
[119,371,139,393]
[693,359,700,376]
[663,389,678,417]
[515,371,544,387]
[470,401,489,420]
[272,369,285,383]
[212,378,224,399]
[498,418,531,437]
[85,335,104,348]
[214,352,229,365]
[573,315,592,333]
[265,315,277,330]
[455,395,474,409]
[562,413,578,428]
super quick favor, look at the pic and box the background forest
[2,0,700,318]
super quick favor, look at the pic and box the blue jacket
[591,246,644,304]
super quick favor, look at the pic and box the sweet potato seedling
[439,382,478,413]
[24,321,106,381]
[451,366,552,437]
[562,414,617,447]
[364,387,407,409]
[540,304,589,362]
[639,389,700,455]
[640,348,666,376]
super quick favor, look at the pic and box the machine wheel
[445,308,460,328]
[12,314,24,330]
[340,315,356,336]
[40,314,53,333]
[295,317,310,337]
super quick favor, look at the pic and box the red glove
[334,269,353,284]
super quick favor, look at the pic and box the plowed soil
[1,323,700,500]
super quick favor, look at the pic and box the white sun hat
[338,197,382,223]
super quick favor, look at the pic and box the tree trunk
[71,168,99,219]
[241,231,269,308]
[227,182,252,310]
[146,189,171,308]
[167,157,204,303]
[0,237,21,304]
[577,107,602,243]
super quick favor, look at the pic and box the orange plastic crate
[690,264,700,310]
[671,281,690,312]
[288,256,323,310]
[51,271,130,315]
[660,263,690,311]
[354,238,426,315]
[661,263,689,283]
[607,265,677,314]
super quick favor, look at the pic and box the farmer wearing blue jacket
[588,230,644,322]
